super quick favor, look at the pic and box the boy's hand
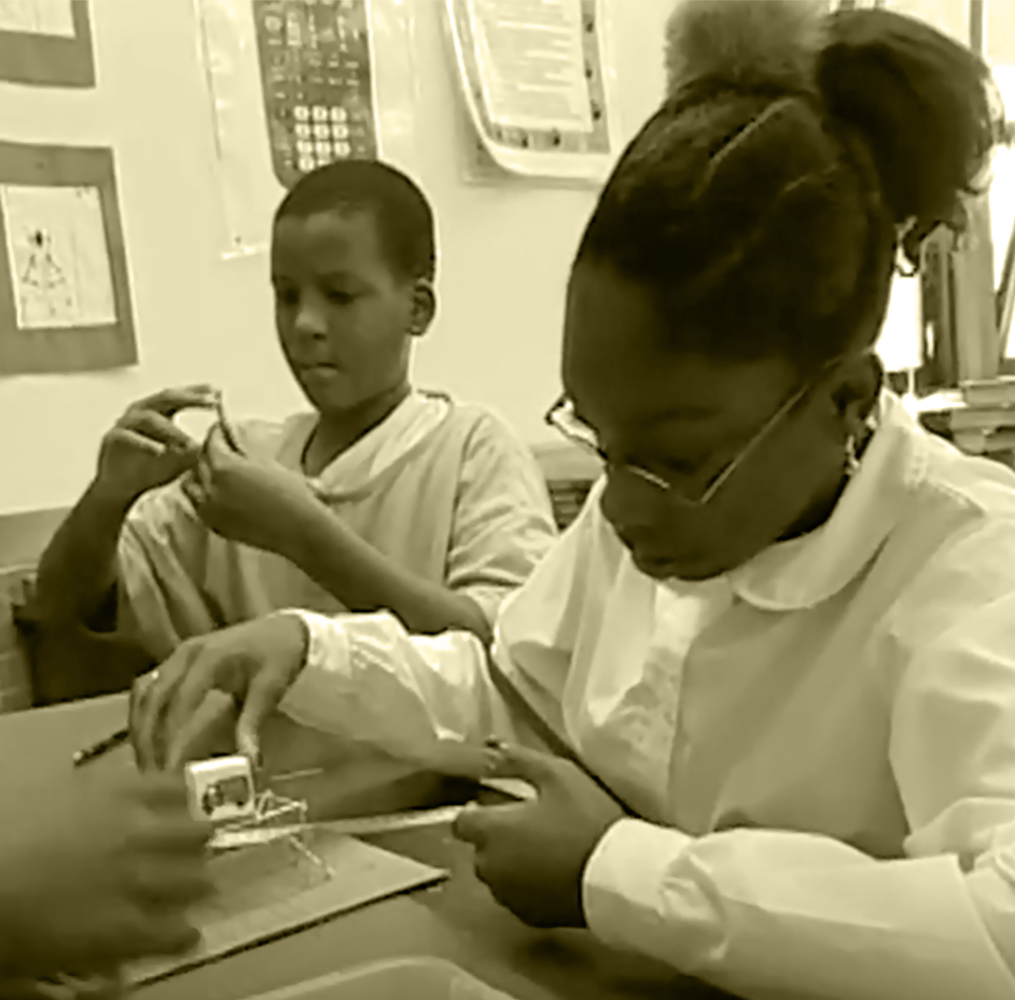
[95,386,217,507]
[182,426,322,559]
[0,771,211,979]
[453,745,625,929]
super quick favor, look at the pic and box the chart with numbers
[253,0,377,190]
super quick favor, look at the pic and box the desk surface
[0,697,729,1000]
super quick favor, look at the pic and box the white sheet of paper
[0,0,74,36]
[464,0,592,132]
[1,184,117,330]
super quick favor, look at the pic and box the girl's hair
[575,1,1006,374]
[275,160,436,283]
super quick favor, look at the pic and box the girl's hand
[452,745,625,928]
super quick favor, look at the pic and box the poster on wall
[194,0,416,258]
[0,142,136,375]
[0,0,94,87]
[445,0,616,184]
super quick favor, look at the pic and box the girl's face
[561,261,865,581]
[271,209,425,416]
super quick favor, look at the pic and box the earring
[845,435,861,478]
[845,410,880,479]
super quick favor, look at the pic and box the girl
[135,4,1015,998]
[32,161,556,698]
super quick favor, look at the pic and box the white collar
[727,392,928,611]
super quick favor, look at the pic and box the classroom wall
[0,0,987,516]
[0,0,673,516]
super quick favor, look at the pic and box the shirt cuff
[583,818,695,957]
[275,609,351,732]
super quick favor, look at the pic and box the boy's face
[271,209,420,415]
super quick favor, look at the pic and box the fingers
[234,673,285,763]
[180,473,207,512]
[63,899,202,970]
[126,767,190,806]
[215,408,244,455]
[165,690,239,772]
[129,673,156,770]
[108,427,168,458]
[129,856,212,907]
[130,808,211,855]
[452,801,525,847]
[118,408,201,457]
[133,385,218,418]
[135,646,200,770]
[484,743,562,788]
[451,802,487,846]
[162,644,247,765]
[130,670,169,772]
[203,423,233,466]
[237,613,312,760]
[111,908,203,963]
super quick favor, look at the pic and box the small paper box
[185,756,256,824]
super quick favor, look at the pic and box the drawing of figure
[20,226,72,319]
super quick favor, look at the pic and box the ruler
[212,803,467,851]
[213,777,536,851]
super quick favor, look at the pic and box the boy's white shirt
[116,390,557,662]
[287,388,450,489]
[280,391,1015,1000]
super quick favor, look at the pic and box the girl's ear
[408,279,436,337]
[831,351,884,430]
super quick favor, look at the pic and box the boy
[32,162,556,696]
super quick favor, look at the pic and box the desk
[0,697,731,1000]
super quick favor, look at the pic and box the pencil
[73,728,130,767]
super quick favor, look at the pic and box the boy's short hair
[275,160,437,283]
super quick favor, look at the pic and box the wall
[0,0,994,516]
[0,0,673,516]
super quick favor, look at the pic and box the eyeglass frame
[544,354,855,508]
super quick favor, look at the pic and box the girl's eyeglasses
[545,384,811,508]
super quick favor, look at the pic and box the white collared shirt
[281,393,1015,999]
[117,390,557,661]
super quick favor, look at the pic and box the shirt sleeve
[582,589,1015,1000]
[116,481,219,662]
[277,489,600,764]
[443,408,559,624]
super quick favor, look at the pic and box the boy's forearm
[34,480,134,628]
[286,505,493,644]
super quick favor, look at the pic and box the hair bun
[664,0,826,97]
[818,8,1003,232]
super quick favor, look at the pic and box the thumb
[203,424,231,470]
[487,743,562,788]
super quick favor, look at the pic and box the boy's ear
[408,279,436,338]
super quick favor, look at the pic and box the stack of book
[532,441,599,531]
[915,377,1015,461]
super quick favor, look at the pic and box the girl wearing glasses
[137,3,1015,997]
